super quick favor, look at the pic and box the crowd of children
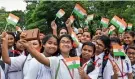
[0,19,135,79]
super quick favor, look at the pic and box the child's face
[60,37,72,54]
[127,48,135,64]
[82,45,94,60]
[8,34,15,47]
[124,33,134,45]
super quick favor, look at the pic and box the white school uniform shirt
[23,54,41,79]
[95,52,104,79]
[109,55,132,79]
[76,43,83,56]
[49,55,81,79]
[36,64,52,79]
[1,66,5,79]
[102,54,114,79]
[83,59,100,79]
[132,64,135,77]
[5,53,26,79]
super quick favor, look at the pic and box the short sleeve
[48,56,59,71]
[8,55,26,71]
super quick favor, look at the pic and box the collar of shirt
[96,52,104,60]
[58,55,64,60]
[27,54,33,61]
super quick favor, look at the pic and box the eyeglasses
[127,52,135,55]
[60,40,71,44]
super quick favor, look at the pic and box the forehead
[60,37,71,41]
[60,29,67,32]
[83,32,90,35]
[48,37,57,42]
[30,40,38,43]
[83,45,93,50]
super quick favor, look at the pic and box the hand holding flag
[51,20,57,30]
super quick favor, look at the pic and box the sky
[0,0,27,11]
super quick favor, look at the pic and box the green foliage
[26,1,135,34]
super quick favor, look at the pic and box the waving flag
[101,17,109,28]
[118,19,127,33]
[6,13,19,26]
[73,4,87,19]
[85,14,94,24]
[56,9,65,18]
[127,23,132,30]
[112,45,125,56]
[110,15,122,28]
[65,57,80,69]
[108,25,116,35]
[71,31,79,47]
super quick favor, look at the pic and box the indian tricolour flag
[56,9,65,18]
[69,15,75,24]
[118,19,127,33]
[127,23,132,30]
[110,15,122,28]
[65,57,80,69]
[71,31,79,47]
[73,4,87,19]
[6,13,19,26]
[101,17,109,28]
[86,14,94,22]
[112,45,126,57]
[108,25,116,35]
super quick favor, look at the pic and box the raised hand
[51,20,57,30]
[65,19,72,28]
[1,32,8,42]
[20,32,27,39]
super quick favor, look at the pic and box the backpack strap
[55,60,60,79]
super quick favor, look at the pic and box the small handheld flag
[101,17,109,28]
[110,15,122,28]
[56,9,65,18]
[73,4,87,19]
[112,45,126,57]
[127,23,132,30]
[6,13,19,26]
[64,57,80,69]
[108,25,116,35]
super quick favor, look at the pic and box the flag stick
[54,17,57,21]
[70,10,73,16]
[4,23,8,31]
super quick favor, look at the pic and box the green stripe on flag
[68,64,80,69]
[110,19,120,28]
[6,18,17,26]
[73,9,85,19]
[101,21,108,28]
[113,51,125,56]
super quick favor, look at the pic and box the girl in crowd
[79,42,100,79]
[95,28,102,37]
[94,35,111,79]
[20,34,79,79]
[109,37,133,79]
[109,30,118,39]
[51,21,68,38]
[126,46,135,78]
[123,31,135,50]
[1,32,58,79]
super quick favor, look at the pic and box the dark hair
[126,46,135,53]
[6,32,16,40]
[125,31,135,38]
[42,34,59,56]
[97,35,110,75]
[58,27,68,37]
[110,37,121,45]
[81,42,96,74]
[58,34,77,57]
